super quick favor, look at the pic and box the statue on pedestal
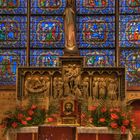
[63,0,79,55]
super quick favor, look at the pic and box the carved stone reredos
[17,56,125,109]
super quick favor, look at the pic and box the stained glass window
[1,0,140,90]
[0,49,26,86]
[120,49,140,90]
[80,49,115,67]
[31,0,65,14]
[0,0,27,14]
[30,49,63,67]
[76,0,115,14]
[30,16,64,48]
[0,16,27,48]
[77,16,115,48]
[120,0,140,14]
[119,15,140,48]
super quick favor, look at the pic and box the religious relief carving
[92,77,99,98]
[17,59,125,125]
[107,78,118,100]
[24,76,50,97]
[82,77,89,98]
[63,64,81,97]
[98,77,107,99]
[92,76,119,100]
[53,77,63,98]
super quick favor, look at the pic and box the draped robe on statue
[63,6,76,51]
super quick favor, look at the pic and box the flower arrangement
[81,99,136,134]
[0,104,46,135]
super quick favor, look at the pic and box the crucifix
[63,0,79,56]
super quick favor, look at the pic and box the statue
[92,77,99,98]
[57,77,64,98]
[98,78,106,99]
[63,0,79,55]
[107,78,118,100]
[53,77,58,98]
[82,77,89,98]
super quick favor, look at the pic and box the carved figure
[24,76,50,97]
[98,78,106,99]
[53,77,58,98]
[82,77,89,98]
[63,64,81,97]
[92,77,99,98]
[58,77,64,97]
[63,0,76,51]
[44,77,50,96]
[107,78,118,100]
[64,70,71,96]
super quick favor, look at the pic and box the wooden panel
[17,133,38,140]
[38,126,76,140]
[78,134,127,140]
[78,134,96,140]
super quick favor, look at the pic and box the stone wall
[0,90,16,140]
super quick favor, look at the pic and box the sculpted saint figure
[92,77,99,98]
[82,77,89,98]
[98,78,106,99]
[63,0,77,52]
[107,78,118,100]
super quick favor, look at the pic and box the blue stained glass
[0,0,27,14]
[76,0,115,14]
[77,16,115,48]
[30,16,64,48]
[0,16,27,48]
[120,0,140,14]
[80,49,115,67]
[31,0,66,14]
[119,15,140,48]
[0,49,26,85]
[30,49,63,67]
[120,49,140,89]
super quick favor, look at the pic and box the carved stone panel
[17,57,126,107]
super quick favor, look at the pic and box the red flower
[17,113,24,120]
[111,113,119,120]
[121,126,126,134]
[26,117,32,121]
[31,105,37,110]
[88,106,97,111]
[110,122,118,129]
[109,108,114,112]
[114,107,120,112]
[21,120,27,125]
[123,120,129,126]
[89,117,93,123]
[101,107,107,113]
[47,117,54,123]
[28,110,34,116]
[0,124,6,128]
[12,122,18,128]
[121,113,126,117]
[99,118,105,123]
[81,113,86,119]
[131,125,136,132]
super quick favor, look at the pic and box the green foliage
[81,99,136,134]
[0,104,46,135]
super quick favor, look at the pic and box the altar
[6,126,132,140]
[1,0,135,140]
